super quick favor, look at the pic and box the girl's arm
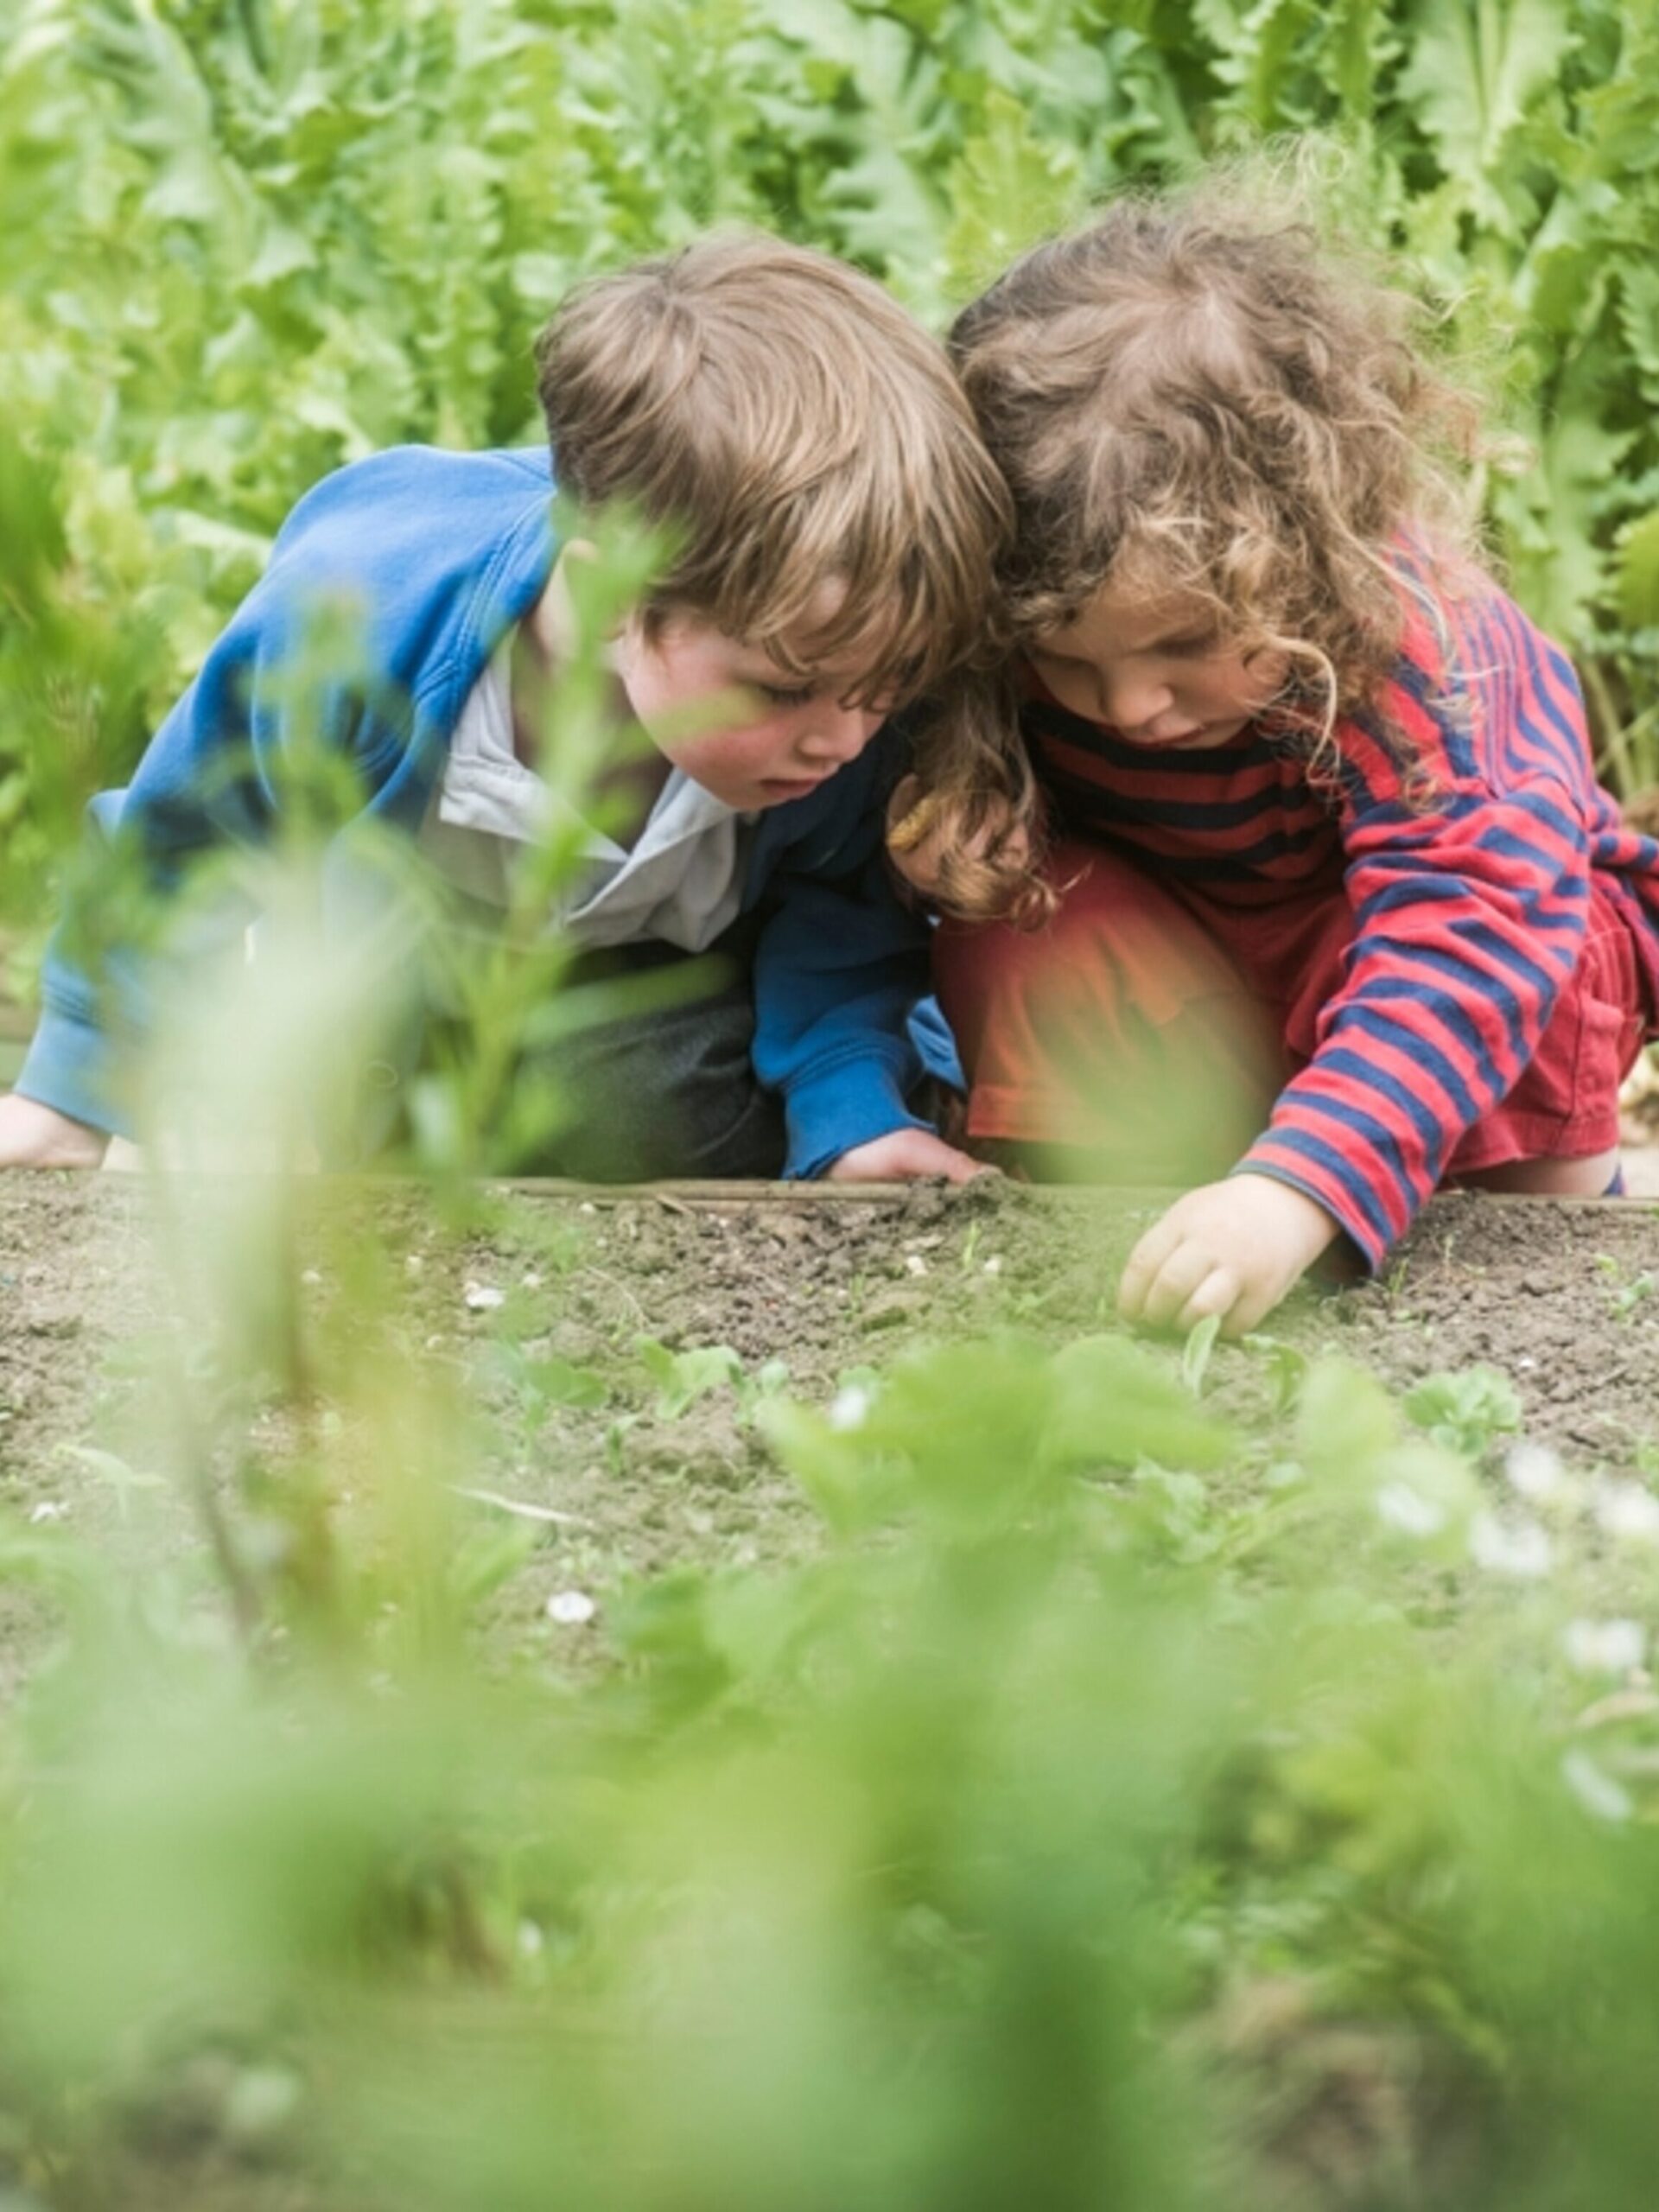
[1122,588,1604,1329]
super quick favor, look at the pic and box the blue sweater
[17,445,948,1176]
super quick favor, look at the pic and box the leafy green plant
[1404,1363,1525,1458]
[3,0,1658,941]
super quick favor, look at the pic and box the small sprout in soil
[55,1442,166,1523]
[1181,1313,1222,1395]
[1592,1254,1656,1321]
[604,1416,639,1475]
[636,1338,743,1421]
[1405,1366,1522,1459]
[1239,1334,1309,1418]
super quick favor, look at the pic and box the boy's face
[1027,581,1287,751]
[616,607,891,812]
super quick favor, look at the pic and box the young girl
[894,193,1659,1335]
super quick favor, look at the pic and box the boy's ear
[534,538,618,663]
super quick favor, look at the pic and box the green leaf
[1400,0,1580,235]
[941,85,1085,302]
[1616,512,1659,631]
[1181,1314,1222,1396]
[1044,1336,1236,1473]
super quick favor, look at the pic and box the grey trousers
[524,930,786,1181]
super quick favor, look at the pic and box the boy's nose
[799,703,880,766]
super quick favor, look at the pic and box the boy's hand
[0,1093,111,1171]
[1117,1172,1338,1336]
[828,1128,988,1185]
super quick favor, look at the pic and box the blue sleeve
[15,581,423,1138]
[748,755,938,1179]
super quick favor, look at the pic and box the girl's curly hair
[948,179,1493,796]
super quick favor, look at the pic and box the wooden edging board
[488,1178,1651,1213]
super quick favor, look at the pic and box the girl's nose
[1102,666,1173,732]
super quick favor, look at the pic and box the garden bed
[3,1173,1654,1656]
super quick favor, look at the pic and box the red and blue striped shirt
[1022,562,1659,1267]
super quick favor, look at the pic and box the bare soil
[1,1173,1656,1683]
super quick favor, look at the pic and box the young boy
[0,235,1010,1183]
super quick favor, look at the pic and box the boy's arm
[14,644,272,1141]
[748,773,973,1181]
[11,446,556,1151]
[13,590,418,1144]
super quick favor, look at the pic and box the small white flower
[521,1271,543,1291]
[28,1501,67,1525]
[1593,1481,1659,1545]
[463,1281,505,1313]
[578,1202,597,1216]
[982,1255,1004,1277]
[1564,1618,1648,1675]
[1504,1440,1566,1503]
[517,1919,545,1958]
[301,1268,322,1287]
[1470,1511,1553,1579]
[1562,1748,1633,1823]
[828,1384,873,1432]
[546,1589,597,1626]
[404,1254,424,1276]
[1376,1481,1446,1538]
[905,1253,929,1278]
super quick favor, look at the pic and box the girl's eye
[756,683,817,709]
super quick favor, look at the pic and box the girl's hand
[0,1093,111,1170]
[885,775,1028,902]
[1117,1172,1339,1336]
[829,1128,988,1185]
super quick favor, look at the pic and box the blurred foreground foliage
[3,0,1659,918]
[4,1194,1659,2208]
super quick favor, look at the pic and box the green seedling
[1404,1365,1523,1459]
[1240,1333,1310,1418]
[636,1338,744,1421]
[1594,1253,1656,1323]
[55,1443,168,1523]
[486,1339,607,1438]
[1181,1313,1222,1395]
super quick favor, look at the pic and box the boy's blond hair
[537,232,1008,709]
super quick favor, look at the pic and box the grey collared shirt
[417,650,758,951]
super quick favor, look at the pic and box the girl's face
[1026,580,1287,751]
